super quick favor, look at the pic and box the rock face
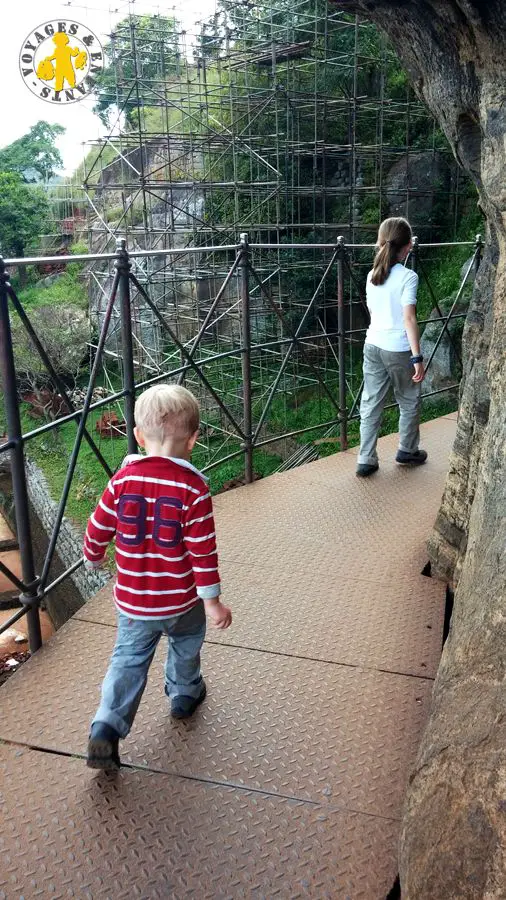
[420,293,469,400]
[386,151,451,234]
[333,1,506,897]
[87,140,238,363]
[420,319,457,398]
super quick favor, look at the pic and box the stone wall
[25,459,110,626]
[385,150,452,236]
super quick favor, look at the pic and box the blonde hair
[134,384,200,443]
[370,217,412,286]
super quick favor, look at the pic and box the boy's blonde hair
[134,384,200,443]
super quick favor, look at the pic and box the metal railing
[0,234,482,653]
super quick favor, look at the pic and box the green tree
[0,121,65,183]
[93,14,180,125]
[0,173,49,277]
[11,303,89,393]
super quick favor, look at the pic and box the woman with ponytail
[356,216,426,477]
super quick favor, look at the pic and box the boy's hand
[412,362,425,383]
[205,599,232,629]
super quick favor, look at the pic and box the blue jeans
[92,600,206,738]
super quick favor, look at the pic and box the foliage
[0,173,49,258]
[71,240,90,256]
[360,199,382,226]
[0,122,65,183]
[11,304,89,387]
[15,269,87,309]
[15,260,88,310]
[93,15,180,125]
[415,198,483,320]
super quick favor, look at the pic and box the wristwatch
[410,355,424,364]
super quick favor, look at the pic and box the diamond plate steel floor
[0,416,456,899]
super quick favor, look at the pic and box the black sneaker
[170,680,207,719]
[356,463,379,478]
[87,722,121,771]
[395,450,428,466]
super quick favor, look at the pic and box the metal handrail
[0,233,482,653]
[1,239,477,268]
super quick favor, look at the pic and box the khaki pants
[358,344,421,466]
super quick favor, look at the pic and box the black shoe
[395,450,428,466]
[170,680,207,719]
[356,463,379,478]
[87,722,121,771]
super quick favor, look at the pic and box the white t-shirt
[365,263,418,352]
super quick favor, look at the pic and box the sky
[4,0,216,175]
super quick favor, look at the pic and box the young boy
[84,384,232,771]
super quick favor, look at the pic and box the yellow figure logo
[36,33,88,91]
[20,20,104,105]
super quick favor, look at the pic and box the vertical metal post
[0,259,41,652]
[116,239,137,455]
[411,235,419,273]
[239,233,253,484]
[336,237,348,451]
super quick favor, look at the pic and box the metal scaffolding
[84,3,462,250]
[76,1,467,455]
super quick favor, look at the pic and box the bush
[11,304,89,387]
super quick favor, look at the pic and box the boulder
[39,272,64,288]
[420,296,468,399]
[11,305,89,383]
[385,151,451,235]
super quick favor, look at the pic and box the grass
[19,405,128,526]
[12,241,89,311]
[416,246,474,322]
[266,380,457,459]
[17,401,281,530]
[14,269,88,311]
[415,199,484,321]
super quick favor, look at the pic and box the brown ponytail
[370,217,412,285]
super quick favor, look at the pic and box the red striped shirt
[83,456,220,619]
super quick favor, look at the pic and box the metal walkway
[0,415,457,899]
